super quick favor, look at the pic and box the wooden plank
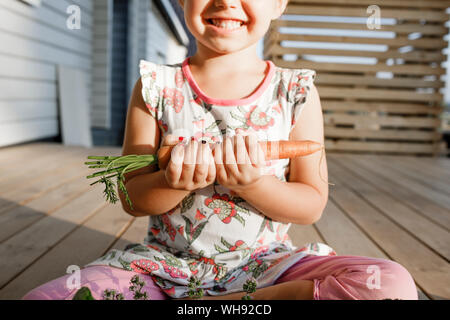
[0,145,86,193]
[270,0,448,155]
[286,5,450,22]
[266,41,440,64]
[0,145,119,172]
[288,224,325,247]
[406,156,450,172]
[325,127,441,142]
[276,33,447,49]
[0,144,79,181]
[0,183,106,288]
[322,186,432,299]
[328,157,450,261]
[319,87,442,103]
[323,113,440,129]
[331,154,450,230]
[269,44,446,63]
[0,203,132,299]
[315,74,445,89]
[399,156,450,182]
[0,142,61,164]
[272,19,449,36]
[325,140,441,154]
[290,0,450,9]
[374,155,450,196]
[0,145,120,214]
[315,180,430,299]
[274,59,446,76]
[316,198,387,258]
[326,156,432,301]
[322,101,443,115]
[327,157,450,299]
[0,166,92,242]
[345,155,450,209]
[0,143,119,193]
[404,157,450,175]
[110,217,149,251]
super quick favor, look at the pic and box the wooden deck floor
[0,142,448,300]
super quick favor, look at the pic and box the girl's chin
[203,43,249,54]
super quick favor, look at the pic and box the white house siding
[91,0,112,129]
[91,0,128,146]
[126,0,149,102]
[0,0,188,148]
[126,0,187,107]
[0,0,93,147]
[146,4,187,66]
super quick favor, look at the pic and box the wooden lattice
[265,0,450,156]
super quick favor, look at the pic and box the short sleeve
[139,59,162,119]
[290,69,316,131]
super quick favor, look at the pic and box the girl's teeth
[211,19,243,29]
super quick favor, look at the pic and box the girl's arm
[234,84,329,225]
[118,78,190,217]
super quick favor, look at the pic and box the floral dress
[84,57,337,298]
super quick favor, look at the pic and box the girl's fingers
[184,139,197,165]
[224,136,239,176]
[166,142,185,184]
[214,141,227,182]
[212,141,223,165]
[206,147,216,184]
[257,142,266,168]
[193,142,209,183]
[242,131,265,176]
[245,133,260,167]
[163,134,180,146]
[235,134,252,166]
[170,140,185,166]
[181,139,197,184]
[201,141,211,166]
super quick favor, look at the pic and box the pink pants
[22,254,418,300]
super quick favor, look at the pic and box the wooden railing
[265,0,450,156]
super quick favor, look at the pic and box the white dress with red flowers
[84,57,337,298]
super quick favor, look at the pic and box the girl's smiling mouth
[204,18,247,34]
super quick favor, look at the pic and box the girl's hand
[164,135,216,191]
[213,132,266,195]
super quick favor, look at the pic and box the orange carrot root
[158,140,319,169]
[157,139,335,186]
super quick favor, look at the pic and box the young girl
[23,0,418,300]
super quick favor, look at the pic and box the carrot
[85,139,332,210]
[157,140,323,170]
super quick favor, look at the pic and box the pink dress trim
[181,56,275,106]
